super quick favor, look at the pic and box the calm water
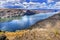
[0,12,58,31]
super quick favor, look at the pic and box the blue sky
[0,0,60,9]
[26,0,47,3]
[26,0,60,3]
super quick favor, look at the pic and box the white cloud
[47,0,54,3]
[0,0,60,9]
[51,2,60,9]
[55,2,60,6]
[39,2,47,9]
[38,1,60,9]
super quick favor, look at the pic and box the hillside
[31,13,60,29]
[0,12,60,40]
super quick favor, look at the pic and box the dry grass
[6,28,60,40]
[0,24,60,40]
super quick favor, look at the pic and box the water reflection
[0,12,59,32]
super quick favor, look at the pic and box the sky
[0,0,60,9]
[24,0,60,3]
[26,0,47,3]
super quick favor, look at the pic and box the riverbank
[0,12,60,40]
[0,16,21,22]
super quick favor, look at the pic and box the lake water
[0,12,58,32]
